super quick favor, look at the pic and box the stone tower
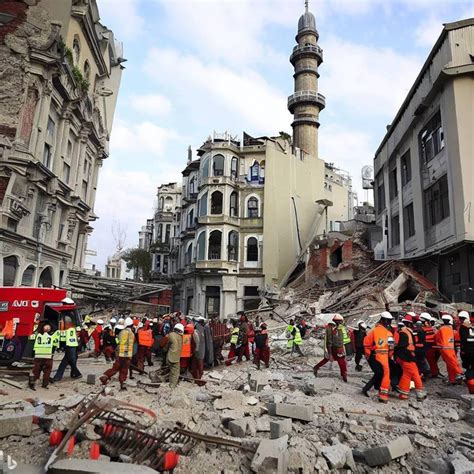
[288,0,325,157]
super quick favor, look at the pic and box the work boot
[28,375,36,391]
[148,361,154,367]
[99,375,109,385]
[355,364,362,372]
[361,387,370,397]
[342,375,348,383]
[42,382,49,389]
[120,383,127,391]
[313,367,318,377]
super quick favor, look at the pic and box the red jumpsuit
[435,325,463,383]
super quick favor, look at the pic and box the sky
[88,0,474,271]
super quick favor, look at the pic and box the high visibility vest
[33,333,56,359]
[340,325,351,345]
[467,328,474,345]
[118,329,134,358]
[400,327,415,354]
[422,325,436,344]
[181,334,192,358]
[65,327,78,347]
[138,329,153,347]
[293,327,303,345]
[364,324,392,357]
[435,325,455,350]
[230,328,239,345]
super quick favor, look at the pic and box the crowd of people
[313,309,474,402]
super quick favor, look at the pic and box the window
[38,267,53,288]
[389,165,398,200]
[231,157,238,179]
[243,286,260,311]
[82,180,88,200]
[21,265,35,286]
[250,162,260,182]
[197,232,206,260]
[188,209,194,228]
[157,223,163,241]
[47,117,55,138]
[213,154,224,176]
[401,150,411,187]
[73,37,81,65]
[199,192,208,216]
[163,256,169,274]
[247,237,258,261]
[185,243,193,265]
[424,174,450,227]
[228,231,239,261]
[202,157,210,178]
[164,196,173,211]
[211,191,223,214]
[156,254,161,272]
[391,215,400,247]
[230,191,238,217]
[43,144,52,168]
[186,289,194,313]
[205,286,220,317]
[3,256,18,286]
[376,174,385,213]
[165,224,171,243]
[189,176,196,196]
[420,111,444,163]
[247,197,259,218]
[63,162,70,184]
[159,197,164,210]
[208,230,222,260]
[403,203,415,238]
[84,60,91,83]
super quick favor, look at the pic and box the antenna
[305,0,309,13]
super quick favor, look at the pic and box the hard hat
[380,311,393,320]
[406,312,417,318]
[124,317,134,327]
[115,324,124,331]
[185,323,194,334]
[458,310,469,320]
[333,314,343,322]
[402,315,414,323]
[118,318,125,325]
[419,312,431,321]
[110,318,117,324]
[441,314,453,324]
[397,321,405,326]
[62,297,75,305]
[97,319,104,325]
[103,324,110,330]
[260,323,267,330]
[174,323,184,334]
[138,322,144,328]
[359,322,367,329]
[328,320,336,326]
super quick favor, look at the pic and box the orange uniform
[435,325,463,383]
[364,323,393,402]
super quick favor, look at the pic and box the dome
[298,11,317,34]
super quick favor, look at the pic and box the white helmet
[174,323,185,334]
[118,318,125,325]
[124,317,134,327]
[110,318,117,324]
[441,314,453,324]
[115,324,124,331]
[380,311,393,320]
[406,312,417,318]
[357,320,367,329]
[97,319,104,325]
[419,312,431,321]
[138,322,144,328]
[458,310,469,320]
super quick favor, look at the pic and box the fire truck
[0,288,82,365]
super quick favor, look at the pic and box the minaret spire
[305,0,309,13]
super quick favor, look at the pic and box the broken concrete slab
[86,374,96,385]
[256,415,271,432]
[251,435,289,474]
[267,403,313,422]
[249,373,269,392]
[228,418,249,438]
[305,378,335,395]
[0,414,33,438]
[448,451,474,474]
[364,435,413,467]
[321,443,356,471]
[270,418,292,439]
[48,395,84,409]
[49,459,158,473]
[214,392,244,410]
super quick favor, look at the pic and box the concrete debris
[228,417,255,438]
[214,392,245,410]
[86,374,96,385]
[256,416,271,432]
[251,435,289,473]
[363,435,413,467]
[0,413,33,438]
[49,459,159,473]
[48,395,85,409]
[448,451,474,474]
[267,403,313,422]
[249,373,269,392]
[321,443,356,470]
[270,419,292,439]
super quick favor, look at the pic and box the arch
[246,237,259,262]
[247,196,259,218]
[188,208,195,228]
[196,231,206,260]
[201,157,210,178]
[211,190,223,214]
[231,156,239,179]
[230,191,238,217]
[189,176,197,196]
[228,231,239,261]
[208,230,222,260]
[213,154,224,176]
[185,242,193,265]
[38,266,53,288]
[198,191,208,216]
[159,196,164,210]
[21,265,35,286]
[3,256,19,286]
[250,161,260,182]
[164,196,173,211]
[72,36,81,66]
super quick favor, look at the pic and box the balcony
[288,91,326,113]
[196,260,239,272]
[198,215,239,226]
[182,192,198,208]
[151,242,170,254]
[240,217,263,229]
[200,176,239,188]
[290,44,323,65]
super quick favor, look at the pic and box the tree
[122,248,152,282]
[111,220,127,255]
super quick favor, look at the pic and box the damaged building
[374,18,474,303]
[0,0,124,287]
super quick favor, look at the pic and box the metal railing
[288,91,326,109]
[290,44,323,62]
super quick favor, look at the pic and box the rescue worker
[313,315,348,382]
[362,311,394,402]
[180,323,194,373]
[114,318,125,337]
[395,315,427,400]
[286,319,304,357]
[91,319,104,357]
[165,323,184,388]
[101,324,117,362]
[420,312,439,377]
[52,318,82,382]
[238,313,250,362]
[458,310,473,370]
[29,323,59,390]
[100,317,135,391]
[254,323,270,370]
[413,319,430,377]
[190,321,205,384]
[226,320,241,366]
[435,314,464,384]
[136,320,154,371]
[353,320,367,371]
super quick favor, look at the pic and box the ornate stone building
[0,0,124,287]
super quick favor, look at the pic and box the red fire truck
[0,288,82,365]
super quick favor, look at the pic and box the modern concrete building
[0,0,124,287]
[374,18,474,303]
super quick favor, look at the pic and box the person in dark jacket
[254,323,270,369]
[458,311,473,370]
[413,320,430,377]
[352,321,367,371]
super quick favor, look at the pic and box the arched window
[38,267,53,287]
[73,37,81,66]
[189,176,196,196]
[197,232,206,260]
[188,208,194,228]
[208,230,222,260]
[164,196,173,211]
[201,157,210,178]
[250,162,260,182]
[159,197,164,210]
[185,243,193,265]
[21,265,35,286]
[3,256,19,286]
[247,237,258,262]
[230,191,238,217]
[213,154,224,176]
[84,60,91,83]
[231,157,239,179]
[228,231,239,261]
[247,197,259,217]
[198,192,208,216]
[211,191,223,214]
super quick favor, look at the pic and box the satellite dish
[361,166,374,190]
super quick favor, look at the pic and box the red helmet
[185,323,194,334]
[402,315,414,323]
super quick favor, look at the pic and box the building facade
[374,19,474,303]
[0,0,124,287]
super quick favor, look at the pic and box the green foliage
[57,36,89,93]
[72,66,90,93]
[122,248,152,282]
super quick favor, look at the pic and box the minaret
[288,0,325,157]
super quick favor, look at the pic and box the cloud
[413,16,444,47]
[97,0,144,41]
[129,94,172,117]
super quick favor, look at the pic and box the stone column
[33,80,53,162]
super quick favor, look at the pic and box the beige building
[374,18,474,303]
[0,0,124,287]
